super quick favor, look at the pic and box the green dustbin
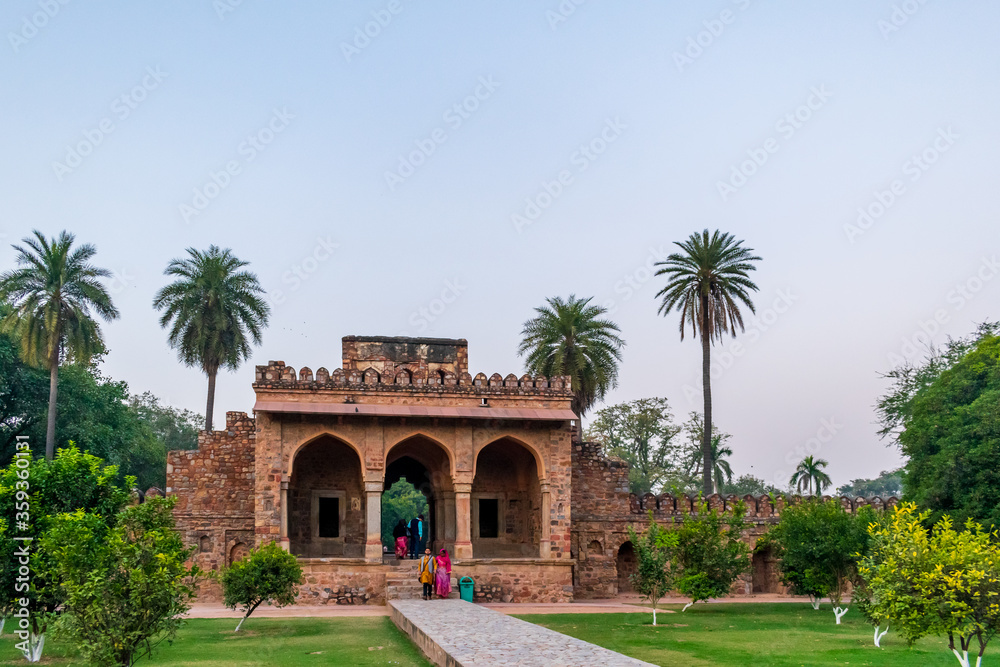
[459,576,475,602]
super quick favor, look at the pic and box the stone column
[364,481,383,563]
[539,481,552,559]
[454,482,473,559]
[279,477,290,552]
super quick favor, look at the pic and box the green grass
[515,603,961,667]
[0,616,431,666]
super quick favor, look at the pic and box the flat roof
[253,401,576,421]
[342,335,467,345]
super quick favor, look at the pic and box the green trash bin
[459,576,475,602]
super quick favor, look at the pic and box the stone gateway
[166,335,897,604]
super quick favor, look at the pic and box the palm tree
[153,246,269,432]
[654,229,761,496]
[0,230,119,459]
[517,295,625,431]
[790,456,832,496]
[688,434,734,495]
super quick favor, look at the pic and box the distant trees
[153,246,269,432]
[518,295,625,425]
[654,229,761,495]
[877,323,1000,527]
[380,480,428,551]
[720,474,780,497]
[0,230,119,459]
[837,468,902,498]
[584,398,682,495]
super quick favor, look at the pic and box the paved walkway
[390,599,656,667]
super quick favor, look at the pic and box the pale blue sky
[3,1,999,489]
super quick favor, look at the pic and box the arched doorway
[616,541,637,593]
[384,435,454,555]
[471,438,541,558]
[752,545,780,594]
[289,435,365,558]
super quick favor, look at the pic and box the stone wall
[461,560,574,603]
[298,560,387,605]
[166,411,256,600]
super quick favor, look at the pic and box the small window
[318,497,340,538]
[479,499,499,538]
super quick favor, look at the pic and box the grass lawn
[516,603,960,667]
[0,616,431,666]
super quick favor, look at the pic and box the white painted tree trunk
[682,602,694,612]
[809,595,821,610]
[873,625,888,647]
[833,607,849,624]
[0,618,4,635]
[951,648,970,667]
[652,608,657,626]
[235,614,249,632]
[21,632,44,662]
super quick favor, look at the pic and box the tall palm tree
[153,246,269,432]
[655,229,761,496]
[517,295,625,432]
[790,455,832,496]
[0,230,119,459]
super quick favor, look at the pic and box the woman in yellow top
[417,548,436,600]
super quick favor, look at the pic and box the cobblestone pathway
[390,599,657,667]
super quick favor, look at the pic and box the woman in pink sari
[392,520,409,559]
[434,548,452,598]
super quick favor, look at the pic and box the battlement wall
[253,360,573,397]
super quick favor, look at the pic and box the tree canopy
[878,324,1000,527]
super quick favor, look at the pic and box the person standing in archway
[408,515,422,559]
[393,519,409,560]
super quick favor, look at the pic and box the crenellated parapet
[628,491,899,519]
[253,360,573,396]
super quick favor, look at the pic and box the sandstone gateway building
[167,335,897,604]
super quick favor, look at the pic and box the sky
[2,1,998,491]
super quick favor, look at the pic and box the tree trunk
[205,369,217,432]
[45,347,59,461]
[701,294,713,497]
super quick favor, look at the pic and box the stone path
[390,599,657,667]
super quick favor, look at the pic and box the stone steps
[386,572,460,600]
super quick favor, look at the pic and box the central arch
[471,437,542,558]
[384,435,455,555]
